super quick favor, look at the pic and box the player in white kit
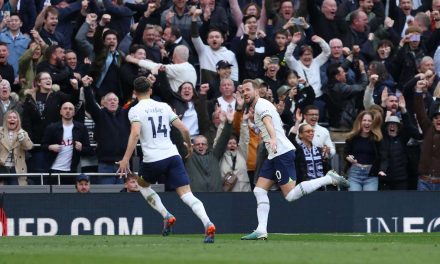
[240,79,349,240]
[117,76,216,243]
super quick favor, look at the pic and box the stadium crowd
[0,0,439,191]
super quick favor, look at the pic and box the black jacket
[22,89,80,144]
[41,121,92,172]
[84,86,130,163]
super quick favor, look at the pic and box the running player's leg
[138,160,175,235]
[241,159,275,240]
[169,156,215,243]
[279,152,349,202]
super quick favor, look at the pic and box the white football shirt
[128,99,180,163]
[254,98,295,160]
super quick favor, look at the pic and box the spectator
[279,70,315,130]
[154,70,210,140]
[120,44,149,104]
[231,15,268,55]
[22,72,79,182]
[366,60,396,105]
[344,110,383,191]
[343,10,375,62]
[413,79,440,190]
[374,39,394,74]
[269,0,296,32]
[0,79,22,125]
[216,78,236,112]
[304,0,347,43]
[89,17,124,102]
[0,110,33,185]
[42,101,92,184]
[0,42,15,92]
[51,0,83,50]
[285,33,330,121]
[0,13,31,78]
[289,122,330,187]
[191,10,238,83]
[125,45,197,93]
[162,26,191,63]
[296,105,336,158]
[262,56,283,103]
[120,173,140,193]
[65,50,88,81]
[215,107,251,192]
[208,60,238,100]
[36,44,76,95]
[236,32,265,82]
[37,6,68,48]
[320,38,356,87]
[132,5,163,63]
[83,75,131,184]
[229,0,267,37]
[379,102,420,190]
[18,31,47,92]
[391,26,426,85]
[326,60,368,131]
[75,173,90,193]
[186,111,232,192]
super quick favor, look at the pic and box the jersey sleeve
[164,104,179,124]
[255,99,272,120]
[128,107,141,123]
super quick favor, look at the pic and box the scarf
[300,142,324,179]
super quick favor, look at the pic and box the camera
[297,83,305,90]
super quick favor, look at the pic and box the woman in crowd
[344,110,383,191]
[216,106,251,192]
[0,110,33,185]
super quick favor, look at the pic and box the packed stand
[0,0,439,191]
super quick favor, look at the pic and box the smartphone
[290,17,304,26]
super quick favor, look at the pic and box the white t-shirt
[217,97,236,112]
[51,123,74,171]
[128,99,180,163]
[254,98,295,160]
[181,102,199,138]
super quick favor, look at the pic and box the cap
[385,115,400,124]
[76,173,90,182]
[277,85,291,98]
[254,78,268,87]
[216,60,233,70]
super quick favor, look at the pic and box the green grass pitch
[1,233,440,264]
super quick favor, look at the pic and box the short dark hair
[169,26,181,39]
[129,44,147,54]
[102,29,119,42]
[327,63,342,84]
[133,76,152,94]
[304,104,319,114]
[44,44,61,60]
[242,14,258,24]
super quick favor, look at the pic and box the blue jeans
[348,164,378,191]
[417,178,440,191]
[97,163,124,184]
[0,167,18,185]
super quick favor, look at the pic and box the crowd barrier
[1,191,439,236]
